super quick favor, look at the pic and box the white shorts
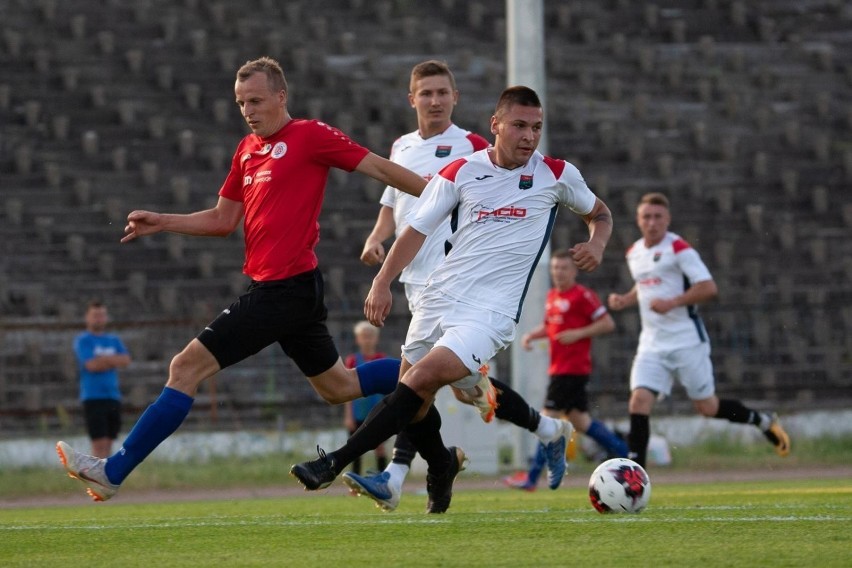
[629,342,715,400]
[403,282,426,314]
[402,287,516,389]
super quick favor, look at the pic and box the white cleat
[56,441,119,502]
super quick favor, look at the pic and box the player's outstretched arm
[361,206,396,266]
[570,198,613,272]
[121,197,243,243]
[364,226,427,326]
[355,153,427,198]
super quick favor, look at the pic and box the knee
[694,399,718,417]
[167,350,203,392]
[628,389,655,414]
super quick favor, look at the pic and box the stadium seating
[0,0,849,432]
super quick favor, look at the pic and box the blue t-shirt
[73,331,129,401]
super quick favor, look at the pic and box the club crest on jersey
[653,252,662,262]
[271,142,287,159]
[257,143,272,155]
[519,175,533,190]
[435,145,452,158]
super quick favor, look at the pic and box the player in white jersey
[607,192,790,467]
[291,86,614,514]
[349,62,573,511]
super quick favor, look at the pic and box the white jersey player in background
[607,192,790,467]
[349,62,576,511]
[290,86,614,515]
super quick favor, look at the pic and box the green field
[1,478,849,567]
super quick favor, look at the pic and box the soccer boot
[342,471,401,512]
[426,446,468,514]
[503,471,536,492]
[289,446,337,490]
[762,413,791,457]
[545,420,574,490]
[455,372,498,423]
[56,441,119,502]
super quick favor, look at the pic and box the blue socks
[105,387,194,485]
[527,442,546,484]
[586,419,628,458]
[356,358,401,396]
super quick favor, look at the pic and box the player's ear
[490,115,498,135]
[408,92,415,108]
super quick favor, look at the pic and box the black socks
[628,413,650,468]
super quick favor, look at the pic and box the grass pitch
[1,478,848,567]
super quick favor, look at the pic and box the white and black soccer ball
[588,458,651,514]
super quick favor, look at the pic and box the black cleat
[290,446,337,490]
[425,446,467,514]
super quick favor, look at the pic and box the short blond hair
[237,56,287,94]
[639,192,669,209]
[353,320,379,337]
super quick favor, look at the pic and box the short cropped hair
[87,299,105,310]
[494,86,541,119]
[410,59,456,92]
[237,56,288,94]
[353,320,379,337]
[638,192,670,209]
[551,249,574,261]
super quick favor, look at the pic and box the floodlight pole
[507,0,551,469]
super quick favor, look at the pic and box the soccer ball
[588,458,651,513]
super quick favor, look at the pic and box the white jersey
[625,231,714,353]
[407,149,597,321]
[380,124,489,285]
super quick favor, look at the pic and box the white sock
[758,412,773,431]
[385,463,409,490]
[535,414,561,442]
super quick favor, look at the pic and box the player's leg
[58,338,215,501]
[291,347,467,490]
[563,377,628,459]
[342,359,420,511]
[626,351,671,468]
[681,345,790,456]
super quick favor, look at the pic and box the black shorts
[197,269,339,377]
[543,374,590,413]
[83,399,122,440]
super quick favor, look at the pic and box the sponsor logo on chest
[435,145,452,158]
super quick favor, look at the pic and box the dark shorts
[197,269,339,377]
[83,399,122,440]
[543,374,590,413]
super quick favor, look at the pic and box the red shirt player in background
[506,248,627,491]
[56,56,427,502]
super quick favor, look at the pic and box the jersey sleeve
[405,173,460,237]
[218,145,247,202]
[114,336,129,356]
[675,244,713,284]
[379,185,397,208]
[581,288,608,321]
[556,161,596,215]
[310,121,371,171]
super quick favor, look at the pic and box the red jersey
[219,119,370,281]
[544,284,608,376]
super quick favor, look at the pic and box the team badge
[519,175,533,190]
[653,252,662,262]
[271,142,287,159]
[435,145,452,157]
[257,143,272,155]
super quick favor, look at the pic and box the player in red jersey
[505,250,626,491]
[56,56,427,502]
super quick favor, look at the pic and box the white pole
[506,0,551,469]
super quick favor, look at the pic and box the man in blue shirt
[73,301,131,458]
